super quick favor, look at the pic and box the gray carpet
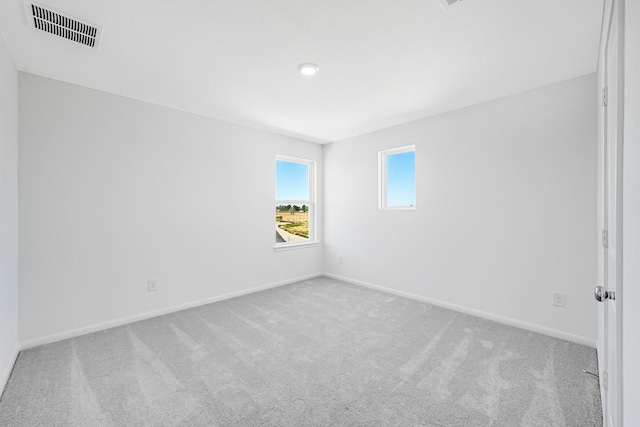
[0,276,602,426]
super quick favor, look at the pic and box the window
[379,145,416,210]
[275,156,316,248]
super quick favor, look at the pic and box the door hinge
[603,370,609,390]
[602,87,608,107]
[602,229,609,249]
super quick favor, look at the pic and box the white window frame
[378,145,416,210]
[274,155,317,251]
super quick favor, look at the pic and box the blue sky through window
[387,151,415,206]
[276,160,309,200]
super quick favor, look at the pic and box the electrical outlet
[148,280,157,292]
[552,292,566,307]
[338,255,344,264]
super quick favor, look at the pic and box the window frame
[378,145,416,210]
[274,155,317,251]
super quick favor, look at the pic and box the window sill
[380,206,416,211]
[274,242,319,252]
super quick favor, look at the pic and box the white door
[598,0,623,425]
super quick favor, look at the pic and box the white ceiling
[0,0,603,143]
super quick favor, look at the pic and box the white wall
[18,73,323,345]
[324,74,598,345]
[0,31,19,394]
[623,0,640,424]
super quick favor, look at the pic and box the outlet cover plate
[552,292,566,307]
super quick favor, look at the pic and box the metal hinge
[603,370,609,390]
[602,87,608,107]
[602,229,609,248]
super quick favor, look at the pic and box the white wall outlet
[148,279,157,292]
[338,255,344,264]
[552,292,566,307]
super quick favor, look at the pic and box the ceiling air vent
[23,2,103,48]
[437,0,463,10]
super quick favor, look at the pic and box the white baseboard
[19,271,596,351]
[0,345,20,400]
[20,273,323,350]
[324,273,597,348]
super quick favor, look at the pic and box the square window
[379,146,416,209]
[275,204,310,243]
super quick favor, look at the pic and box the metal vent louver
[437,0,463,9]
[24,2,102,48]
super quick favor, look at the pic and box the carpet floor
[0,276,602,426]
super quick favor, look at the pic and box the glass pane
[387,151,416,207]
[276,160,309,200]
[275,204,310,243]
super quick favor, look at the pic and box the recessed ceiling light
[298,63,319,77]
